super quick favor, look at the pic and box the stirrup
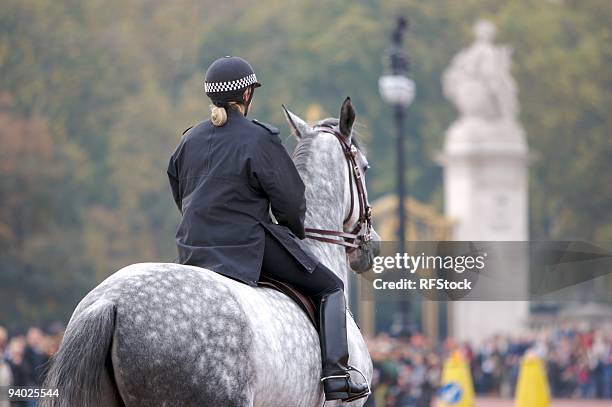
[320,373,349,382]
[346,365,371,393]
[320,365,371,402]
[320,365,368,384]
[343,366,371,402]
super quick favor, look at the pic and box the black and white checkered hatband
[204,73,259,94]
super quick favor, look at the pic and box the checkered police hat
[204,56,261,103]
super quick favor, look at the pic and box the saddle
[257,275,318,330]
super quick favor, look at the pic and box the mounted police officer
[167,56,369,402]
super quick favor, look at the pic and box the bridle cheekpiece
[304,125,373,253]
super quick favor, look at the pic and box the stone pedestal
[440,117,530,343]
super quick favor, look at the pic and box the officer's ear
[243,87,253,103]
[339,97,355,140]
[282,105,310,140]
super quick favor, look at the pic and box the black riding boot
[319,290,370,402]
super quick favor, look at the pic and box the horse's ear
[282,105,309,140]
[339,97,356,139]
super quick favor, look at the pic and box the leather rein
[304,125,373,252]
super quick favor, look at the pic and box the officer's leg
[260,231,369,401]
[260,231,343,296]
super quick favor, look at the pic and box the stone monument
[440,20,530,343]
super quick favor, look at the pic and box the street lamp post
[379,16,415,335]
[379,16,415,254]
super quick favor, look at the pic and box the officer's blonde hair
[211,102,244,127]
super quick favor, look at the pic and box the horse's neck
[296,136,349,289]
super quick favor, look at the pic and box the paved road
[471,397,610,406]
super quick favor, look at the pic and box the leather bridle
[304,125,373,252]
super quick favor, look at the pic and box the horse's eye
[363,164,371,173]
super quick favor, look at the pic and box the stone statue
[442,20,518,121]
[439,20,530,345]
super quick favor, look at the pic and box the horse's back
[69,263,328,406]
[87,263,256,406]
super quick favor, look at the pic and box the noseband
[304,126,373,252]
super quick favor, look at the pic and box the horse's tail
[42,300,118,407]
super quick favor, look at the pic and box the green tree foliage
[0,0,610,325]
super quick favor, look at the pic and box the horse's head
[283,97,381,273]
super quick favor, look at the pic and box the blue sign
[438,382,462,404]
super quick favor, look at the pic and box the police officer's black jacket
[167,108,317,286]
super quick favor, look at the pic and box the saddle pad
[257,276,318,330]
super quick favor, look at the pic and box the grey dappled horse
[43,99,380,407]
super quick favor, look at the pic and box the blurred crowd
[2,323,612,407]
[366,326,612,407]
[0,325,63,406]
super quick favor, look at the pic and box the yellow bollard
[515,353,551,407]
[437,350,475,407]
